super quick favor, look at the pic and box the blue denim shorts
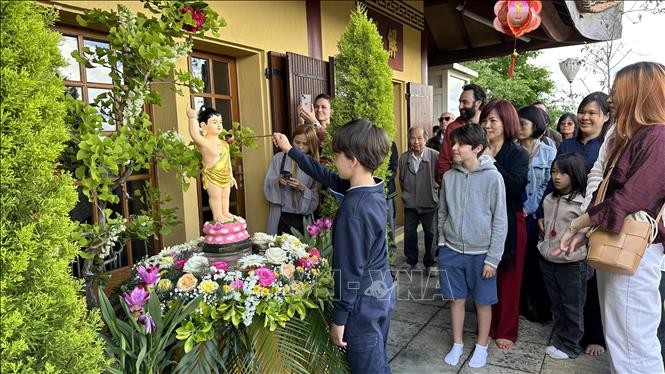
[438,245,497,305]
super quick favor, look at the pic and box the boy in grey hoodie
[438,124,507,369]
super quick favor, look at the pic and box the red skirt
[489,212,527,342]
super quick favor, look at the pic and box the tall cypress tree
[322,4,395,214]
[0,1,106,372]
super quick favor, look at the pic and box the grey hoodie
[437,155,507,268]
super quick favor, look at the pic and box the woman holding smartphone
[299,93,332,144]
[263,124,321,235]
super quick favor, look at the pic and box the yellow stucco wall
[48,0,423,242]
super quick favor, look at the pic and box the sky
[531,1,665,109]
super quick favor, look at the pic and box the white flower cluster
[241,273,259,325]
[100,219,127,258]
[158,237,203,258]
[251,232,275,246]
[122,87,146,127]
[278,234,309,259]
[160,129,184,144]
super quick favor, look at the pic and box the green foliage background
[322,4,395,214]
[0,1,107,372]
[465,51,555,113]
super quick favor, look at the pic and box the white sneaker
[546,346,570,360]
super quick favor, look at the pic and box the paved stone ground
[388,227,610,373]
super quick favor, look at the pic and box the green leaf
[76,14,88,26]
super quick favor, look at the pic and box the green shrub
[0,1,107,372]
[322,4,395,215]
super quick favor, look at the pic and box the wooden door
[266,52,334,142]
[286,52,333,137]
[406,82,433,137]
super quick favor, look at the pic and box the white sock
[546,346,570,360]
[469,344,488,368]
[444,343,464,366]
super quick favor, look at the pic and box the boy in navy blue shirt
[273,119,393,373]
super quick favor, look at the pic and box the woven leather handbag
[586,151,664,275]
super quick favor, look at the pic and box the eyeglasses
[438,116,452,122]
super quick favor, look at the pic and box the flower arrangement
[120,234,333,353]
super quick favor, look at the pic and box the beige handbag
[586,151,664,275]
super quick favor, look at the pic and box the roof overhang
[425,0,623,65]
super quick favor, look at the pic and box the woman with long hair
[299,93,333,145]
[480,99,529,350]
[264,124,320,235]
[559,61,665,372]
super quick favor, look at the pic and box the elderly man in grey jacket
[399,127,440,275]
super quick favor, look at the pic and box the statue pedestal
[202,239,253,264]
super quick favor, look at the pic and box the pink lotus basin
[203,220,247,235]
[204,230,250,245]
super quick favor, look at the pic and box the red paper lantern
[493,0,542,37]
[492,0,542,77]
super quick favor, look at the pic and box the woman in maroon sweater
[480,99,529,350]
[559,62,665,373]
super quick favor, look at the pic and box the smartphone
[280,170,292,179]
[300,94,312,113]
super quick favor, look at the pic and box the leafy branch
[63,0,226,308]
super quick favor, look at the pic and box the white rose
[183,255,210,274]
[265,247,288,264]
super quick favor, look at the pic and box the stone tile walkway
[388,227,610,373]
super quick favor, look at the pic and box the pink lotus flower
[230,279,244,290]
[136,264,160,286]
[255,267,276,287]
[212,261,229,271]
[138,313,156,334]
[181,7,205,32]
[308,247,321,260]
[123,286,150,314]
[174,259,187,270]
[307,224,320,237]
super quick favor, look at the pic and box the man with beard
[435,84,487,184]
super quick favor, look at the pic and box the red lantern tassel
[509,49,518,78]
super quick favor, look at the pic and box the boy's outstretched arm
[272,133,350,192]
